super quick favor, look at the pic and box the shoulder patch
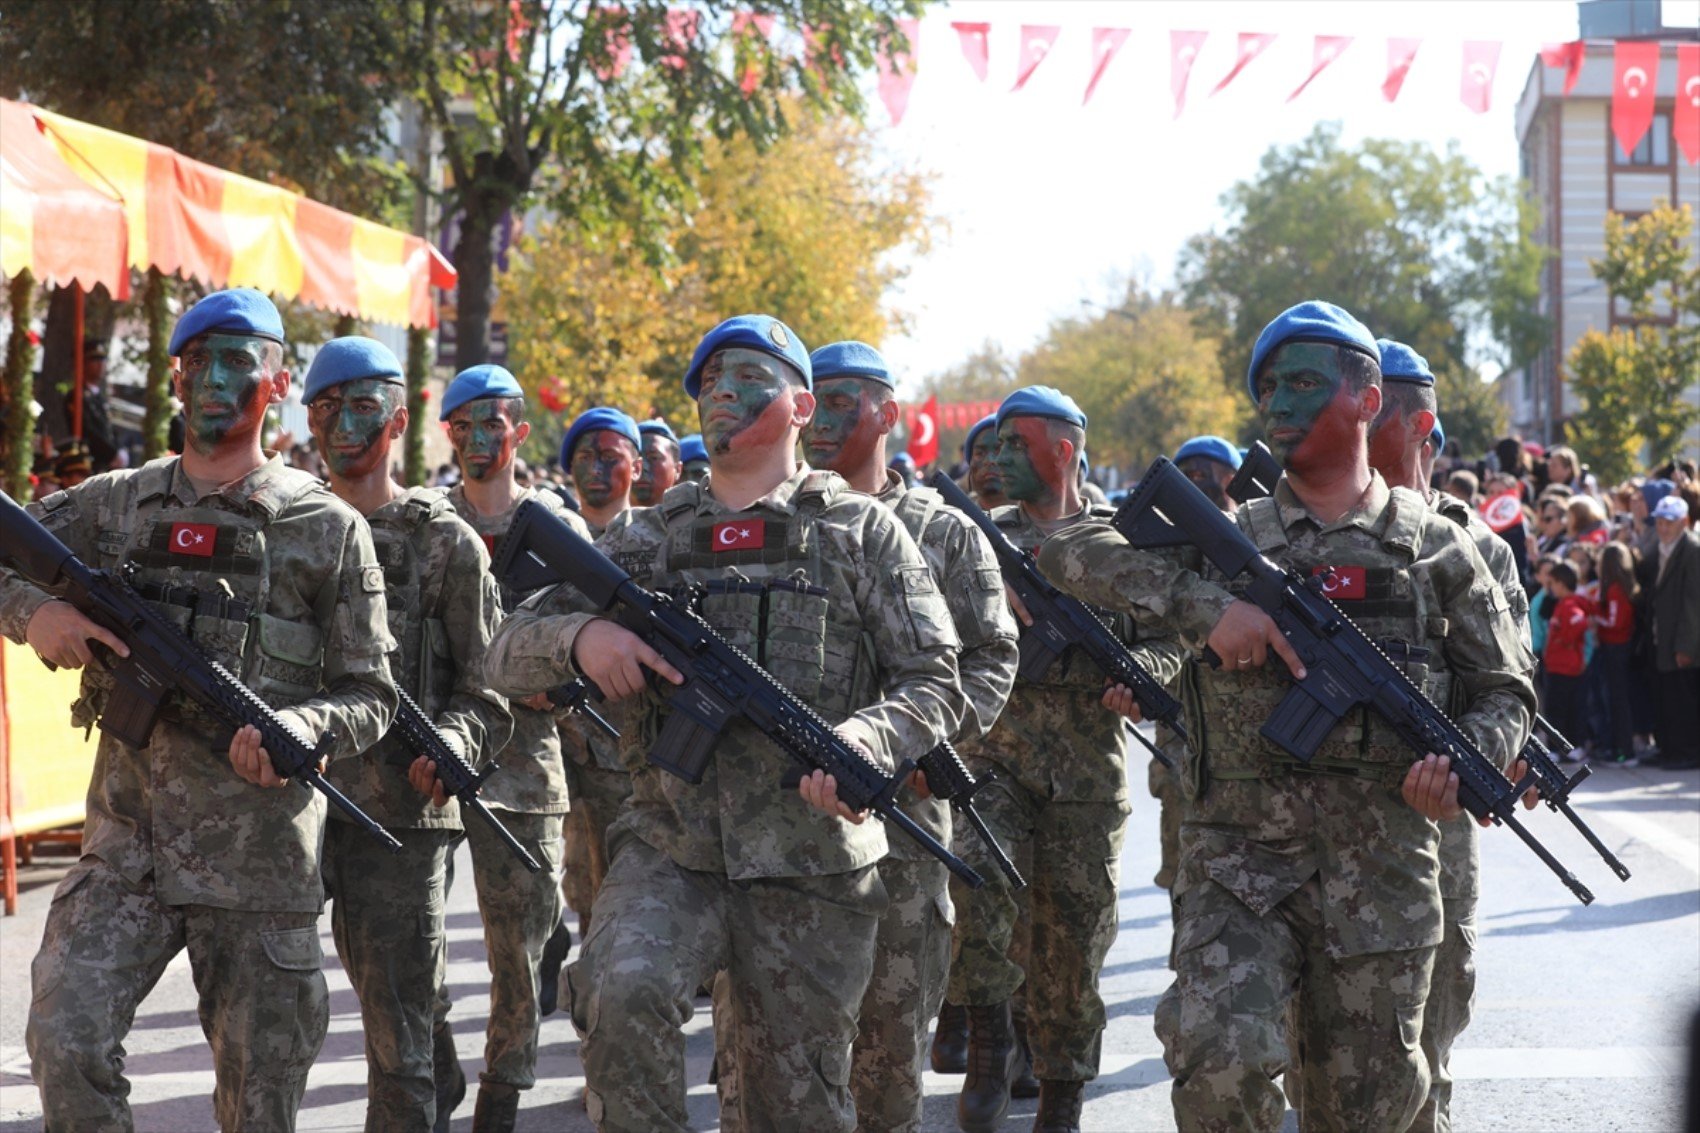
[361,565,386,594]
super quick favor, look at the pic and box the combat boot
[957,1000,1017,1133]
[931,1000,969,1073]
[433,1025,466,1133]
[471,1081,521,1133]
[1010,1009,1040,1099]
[1032,1079,1084,1132]
[537,915,573,1016]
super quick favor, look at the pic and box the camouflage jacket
[484,467,967,879]
[0,455,396,913]
[557,513,641,776]
[875,470,1020,861]
[446,483,589,815]
[327,487,512,831]
[1037,475,1535,957]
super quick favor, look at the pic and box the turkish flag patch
[1311,564,1366,600]
[169,522,218,558]
[712,519,765,552]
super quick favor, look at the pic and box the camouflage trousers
[323,821,457,1133]
[561,763,631,926]
[945,777,1128,1081]
[569,831,885,1133]
[437,808,564,1089]
[1411,895,1477,1133]
[1157,875,1435,1133]
[27,857,327,1133]
[1148,755,1184,890]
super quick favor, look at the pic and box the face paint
[1177,455,1232,510]
[802,377,883,475]
[969,430,1005,503]
[175,333,277,454]
[308,378,400,479]
[1255,343,1362,475]
[993,417,1071,503]
[570,431,637,507]
[632,433,681,506]
[446,399,520,482]
[698,348,795,456]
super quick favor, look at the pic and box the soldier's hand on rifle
[571,619,684,700]
[1207,600,1307,679]
[1512,757,1540,810]
[227,724,290,788]
[25,600,129,669]
[407,756,453,807]
[1101,681,1144,722]
[1005,584,1033,627]
[521,692,553,711]
[1401,754,1493,826]
[798,767,868,824]
[907,768,934,799]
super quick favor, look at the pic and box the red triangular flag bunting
[1012,25,1061,92]
[1677,44,1700,165]
[1541,39,1587,96]
[1085,27,1132,105]
[878,18,920,126]
[1289,35,1352,102]
[732,12,775,95]
[1170,30,1208,118]
[952,21,991,82]
[1460,40,1502,114]
[1211,32,1276,96]
[660,8,698,71]
[1612,41,1662,159]
[1383,37,1421,102]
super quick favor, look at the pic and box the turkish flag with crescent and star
[1612,41,1662,159]
[1311,565,1366,601]
[1012,25,1061,92]
[1678,44,1700,166]
[1541,39,1586,96]
[1460,40,1502,115]
[170,522,218,558]
[1084,27,1131,106]
[1383,37,1422,103]
[712,519,765,552]
[909,396,939,468]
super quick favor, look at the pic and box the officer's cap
[1174,435,1243,471]
[168,288,285,356]
[963,413,999,460]
[1246,300,1379,403]
[303,337,404,403]
[809,341,893,388]
[1376,338,1435,386]
[562,406,642,467]
[439,364,523,421]
[683,315,811,399]
[996,386,1087,430]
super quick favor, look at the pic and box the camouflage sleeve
[1433,532,1537,772]
[1038,520,1236,648]
[939,517,1019,744]
[435,521,513,766]
[0,477,115,642]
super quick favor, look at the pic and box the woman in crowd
[1592,542,1640,764]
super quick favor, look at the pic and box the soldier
[962,413,1006,510]
[2,289,397,1131]
[482,314,967,1132]
[1036,301,1535,1132]
[303,337,513,1133]
[435,365,592,1132]
[678,433,709,484]
[946,386,1181,1133]
[633,416,683,506]
[797,340,1020,1131]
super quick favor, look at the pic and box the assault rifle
[492,500,985,889]
[0,491,401,852]
[389,688,540,872]
[1518,716,1631,882]
[927,472,1185,771]
[1225,441,1282,505]
[1111,458,1593,904]
[917,741,1025,888]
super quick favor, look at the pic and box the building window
[1617,112,1671,166]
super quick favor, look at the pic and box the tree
[916,341,1023,464]
[1566,203,1700,483]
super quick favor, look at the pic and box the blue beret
[963,413,999,460]
[1174,435,1243,470]
[1429,417,1446,453]
[810,340,893,387]
[679,433,708,463]
[562,407,642,466]
[1245,300,1379,402]
[168,287,284,356]
[303,336,404,403]
[1376,338,1434,386]
[683,315,811,398]
[637,417,677,442]
[996,386,1087,430]
[439,364,524,420]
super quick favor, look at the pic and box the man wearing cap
[792,339,1019,1132]
[945,386,1180,1133]
[1037,301,1533,1132]
[1649,495,1700,770]
[678,433,709,484]
[633,417,684,506]
[435,364,592,1131]
[483,314,967,1132]
[1,289,398,1130]
[303,337,512,1132]
[961,413,1007,510]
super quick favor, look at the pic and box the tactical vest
[1189,489,1454,788]
[369,491,457,718]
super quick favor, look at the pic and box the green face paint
[969,429,1004,501]
[993,417,1065,503]
[570,431,637,508]
[176,333,276,453]
[698,348,794,456]
[308,378,400,479]
[632,433,680,506]
[1255,342,1356,472]
[802,376,882,474]
[446,399,520,482]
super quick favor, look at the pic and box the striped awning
[0,99,130,299]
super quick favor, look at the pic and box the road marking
[1586,807,1700,876]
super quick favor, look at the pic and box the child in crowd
[1542,561,1593,761]
[1593,543,1640,764]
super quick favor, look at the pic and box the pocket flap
[256,613,324,666]
[1171,909,1231,957]
[260,926,323,972]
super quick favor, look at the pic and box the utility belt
[1209,756,1402,786]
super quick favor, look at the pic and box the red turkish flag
[877,18,920,126]
[1210,32,1276,97]
[1479,492,1524,534]
[1012,25,1061,92]
[1678,44,1700,166]
[1288,35,1352,102]
[1170,30,1208,118]
[1383,37,1422,102]
[1460,40,1502,114]
[660,8,698,71]
[712,519,765,552]
[1612,41,1662,159]
[732,12,775,95]
[909,396,939,468]
[591,7,631,82]
[1084,27,1131,105]
[1541,39,1586,96]
[952,22,991,83]
[170,522,218,558]
[1311,565,1366,601]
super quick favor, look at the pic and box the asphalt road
[2,753,1695,1132]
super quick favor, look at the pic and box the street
[2,753,1695,1132]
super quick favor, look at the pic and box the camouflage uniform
[0,456,396,1131]
[946,504,1184,1083]
[1038,475,1534,1132]
[322,487,511,1133]
[1150,722,1187,891]
[484,468,966,1133]
[439,484,585,1092]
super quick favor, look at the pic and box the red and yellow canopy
[0,99,130,299]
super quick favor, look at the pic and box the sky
[867,0,1661,394]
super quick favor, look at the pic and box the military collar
[163,453,297,517]
[874,467,908,503]
[1271,471,1393,538]
[696,464,814,518]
